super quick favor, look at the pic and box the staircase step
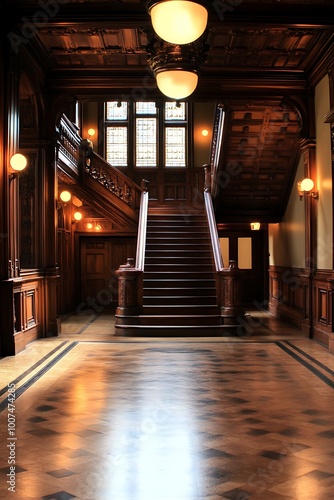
[143,287,217,296]
[144,271,216,280]
[145,249,212,255]
[146,226,209,236]
[147,214,206,220]
[147,218,208,226]
[146,243,212,251]
[145,256,213,265]
[144,280,215,290]
[144,264,214,273]
[115,314,223,326]
[114,324,240,336]
[143,295,217,305]
[142,304,220,315]
[146,231,210,245]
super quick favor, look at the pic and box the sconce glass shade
[299,178,314,192]
[250,222,261,231]
[148,0,208,44]
[10,153,27,172]
[73,211,83,221]
[156,69,198,99]
[59,190,71,202]
[87,128,95,137]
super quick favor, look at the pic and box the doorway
[219,228,269,308]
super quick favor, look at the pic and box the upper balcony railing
[55,114,143,225]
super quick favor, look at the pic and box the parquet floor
[1,311,334,499]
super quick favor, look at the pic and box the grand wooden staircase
[115,208,227,335]
[56,113,244,337]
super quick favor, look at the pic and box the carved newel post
[115,258,143,316]
[220,260,244,325]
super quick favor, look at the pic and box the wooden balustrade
[81,145,142,211]
[55,115,143,219]
[56,114,81,179]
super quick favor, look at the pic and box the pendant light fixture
[146,33,208,100]
[146,0,208,45]
[156,70,199,100]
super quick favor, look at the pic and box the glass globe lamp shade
[300,178,314,192]
[59,190,71,203]
[10,153,27,172]
[156,69,198,99]
[73,211,83,221]
[149,1,208,44]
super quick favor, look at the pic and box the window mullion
[158,102,164,168]
[128,102,134,169]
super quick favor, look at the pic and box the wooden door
[79,236,136,312]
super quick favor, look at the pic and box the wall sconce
[9,153,27,180]
[146,0,208,45]
[201,129,209,137]
[87,128,95,138]
[59,190,71,203]
[57,190,72,210]
[72,211,83,224]
[297,178,319,200]
[250,222,261,231]
[146,33,208,99]
[86,221,102,230]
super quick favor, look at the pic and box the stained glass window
[136,102,157,115]
[165,102,186,121]
[105,101,187,168]
[106,101,127,120]
[106,127,127,167]
[165,127,186,167]
[136,118,157,166]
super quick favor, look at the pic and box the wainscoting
[269,265,334,350]
[0,275,43,356]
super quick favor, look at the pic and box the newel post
[115,258,143,316]
[220,260,244,325]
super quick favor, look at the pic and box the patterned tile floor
[1,311,334,499]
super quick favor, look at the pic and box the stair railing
[204,163,244,325]
[204,165,224,273]
[55,115,142,228]
[135,179,149,272]
[115,180,149,320]
[56,114,81,179]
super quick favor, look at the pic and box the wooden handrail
[135,180,149,271]
[209,104,225,198]
[204,190,224,272]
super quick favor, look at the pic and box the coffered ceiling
[5,0,334,223]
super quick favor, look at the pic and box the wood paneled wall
[0,275,43,355]
[269,265,334,348]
